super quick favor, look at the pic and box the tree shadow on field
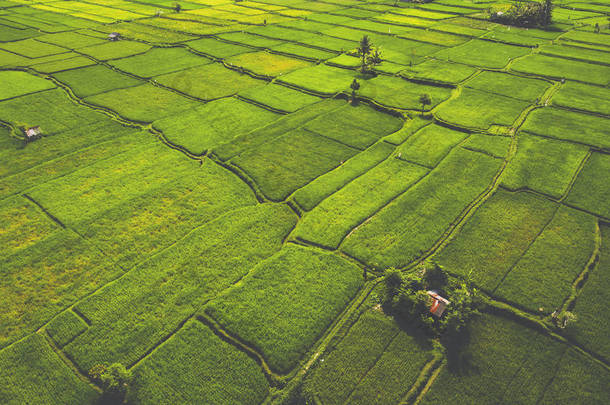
[441,324,479,376]
[392,311,435,352]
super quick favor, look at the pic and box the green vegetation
[0,334,98,404]
[205,244,363,374]
[1,0,609,402]
[128,319,269,404]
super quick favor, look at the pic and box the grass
[568,223,610,361]
[238,83,321,113]
[395,124,469,168]
[128,319,269,405]
[421,314,567,404]
[46,310,88,348]
[278,64,359,95]
[501,133,589,199]
[304,103,403,150]
[510,54,610,86]
[232,127,359,201]
[303,310,400,404]
[434,39,532,69]
[401,59,478,85]
[186,37,254,59]
[521,107,610,150]
[551,81,610,115]
[0,70,55,101]
[53,64,142,97]
[64,203,297,371]
[225,50,312,77]
[341,148,502,269]
[464,71,550,102]
[0,334,98,404]
[109,47,211,78]
[435,189,557,292]
[77,40,151,61]
[153,97,280,155]
[292,141,394,211]
[1,228,122,349]
[436,88,530,130]
[494,206,597,313]
[155,63,264,101]
[358,75,453,111]
[85,83,199,122]
[204,244,363,374]
[293,158,428,248]
[0,38,67,58]
[566,152,610,219]
[462,134,511,159]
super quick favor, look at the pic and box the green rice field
[0,0,609,403]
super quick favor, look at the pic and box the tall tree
[357,35,372,73]
[419,93,431,116]
[350,79,360,105]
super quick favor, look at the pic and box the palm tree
[367,48,382,71]
[350,79,360,105]
[419,93,431,116]
[358,35,372,73]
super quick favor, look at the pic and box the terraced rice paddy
[0,0,608,403]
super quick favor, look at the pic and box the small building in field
[108,32,121,41]
[427,291,450,318]
[24,126,42,142]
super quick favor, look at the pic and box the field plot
[0,334,98,404]
[154,97,280,155]
[128,319,268,405]
[435,88,530,130]
[1,0,610,403]
[62,204,296,371]
[204,244,363,374]
[342,148,502,269]
[305,309,434,404]
[421,314,569,404]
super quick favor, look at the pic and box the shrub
[89,363,132,404]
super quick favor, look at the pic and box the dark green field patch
[421,314,567,404]
[64,204,297,371]
[238,83,321,112]
[204,244,363,374]
[436,88,529,130]
[566,152,610,219]
[358,75,453,111]
[435,189,557,292]
[465,71,550,102]
[77,40,152,61]
[53,64,142,97]
[109,47,211,78]
[494,206,596,313]
[0,38,67,58]
[304,103,403,149]
[293,158,428,248]
[342,148,501,269]
[45,309,88,348]
[510,54,610,86]
[396,124,469,168]
[292,141,395,211]
[567,223,610,361]
[521,107,610,150]
[0,70,55,101]
[187,37,254,59]
[461,134,511,159]
[154,97,280,155]
[502,134,589,199]
[232,127,359,201]
[0,334,98,404]
[155,63,263,100]
[401,58,478,85]
[551,81,610,115]
[278,64,358,95]
[129,319,269,405]
[85,83,199,122]
[434,39,532,69]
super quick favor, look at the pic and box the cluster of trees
[490,0,553,27]
[89,363,133,404]
[381,261,480,337]
[356,35,382,74]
